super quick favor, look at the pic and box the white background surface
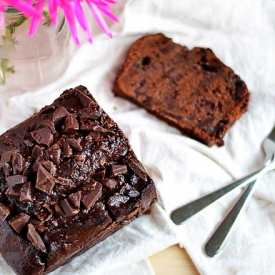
[1,0,275,274]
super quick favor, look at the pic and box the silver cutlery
[171,126,275,255]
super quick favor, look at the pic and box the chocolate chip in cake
[52,106,69,125]
[0,202,10,221]
[35,164,55,196]
[109,165,127,177]
[32,145,43,159]
[9,213,30,234]
[63,114,79,134]
[30,127,53,147]
[81,181,102,210]
[27,223,47,253]
[77,106,102,122]
[126,157,147,181]
[80,122,98,131]
[20,182,34,202]
[102,178,116,189]
[60,199,79,216]
[77,90,91,108]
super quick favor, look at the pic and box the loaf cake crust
[113,33,250,146]
[0,86,157,275]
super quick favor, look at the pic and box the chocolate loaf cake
[113,33,250,146]
[0,86,157,275]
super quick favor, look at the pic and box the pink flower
[0,0,119,45]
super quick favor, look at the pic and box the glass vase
[0,7,73,92]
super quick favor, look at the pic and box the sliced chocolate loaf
[113,33,250,146]
[0,86,157,275]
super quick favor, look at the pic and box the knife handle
[170,170,260,225]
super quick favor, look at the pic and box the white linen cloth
[1,0,275,274]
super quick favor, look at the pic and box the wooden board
[149,245,200,275]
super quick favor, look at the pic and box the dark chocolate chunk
[80,122,98,131]
[60,199,79,216]
[0,150,14,167]
[9,213,30,234]
[77,106,102,122]
[126,157,147,181]
[23,139,34,147]
[54,203,65,216]
[63,142,73,158]
[52,106,69,124]
[29,219,48,233]
[77,89,91,107]
[67,138,82,151]
[0,202,10,221]
[94,168,106,182]
[35,164,55,196]
[32,145,43,159]
[63,114,79,134]
[94,126,115,135]
[46,144,61,165]
[20,182,34,202]
[102,178,116,189]
[68,191,81,208]
[3,163,12,176]
[81,181,102,210]
[42,161,56,176]
[30,127,53,147]
[55,177,71,185]
[109,165,127,177]
[6,175,27,187]
[27,223,47,253]
[11,152,24,174]
[40,119,57,134]
[5,185,22,197]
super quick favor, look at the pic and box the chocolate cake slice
[113,33,250,146]
[0,86,157,275]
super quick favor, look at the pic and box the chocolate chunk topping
[0,202,10,221]
[31,127,53,147]
[109,165,127,177]
[63,142,73,158]
[52,106,69,124]
[67,138,82,151]
[5,185,22,197]
[80,122,98,131]
[0,150,14,167]
[69,191,81,208]
[55,177,71,185]
[27,223,47,253]
[77,106,102,122]
[77,90,91,107]
[81,181,102,210]
[11,152,24,174]
[126,157,147,181]
[32,145,43,159]
[3,163,12,176]
[9,213,30,234]
[35,164,55,196]
[46,144,61,165]
[23,139,34,147]
[63,114,79,134]
[102,178,116,189]
[40,119,57,134]
[6,175,27,187]
[20,182,34,202]
[60,199,79,216]
[94,169,106,182]
[42,161,56,176]
[29,219,48,233]
[54,203,65,216]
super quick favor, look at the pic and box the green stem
[0,15,27,85]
